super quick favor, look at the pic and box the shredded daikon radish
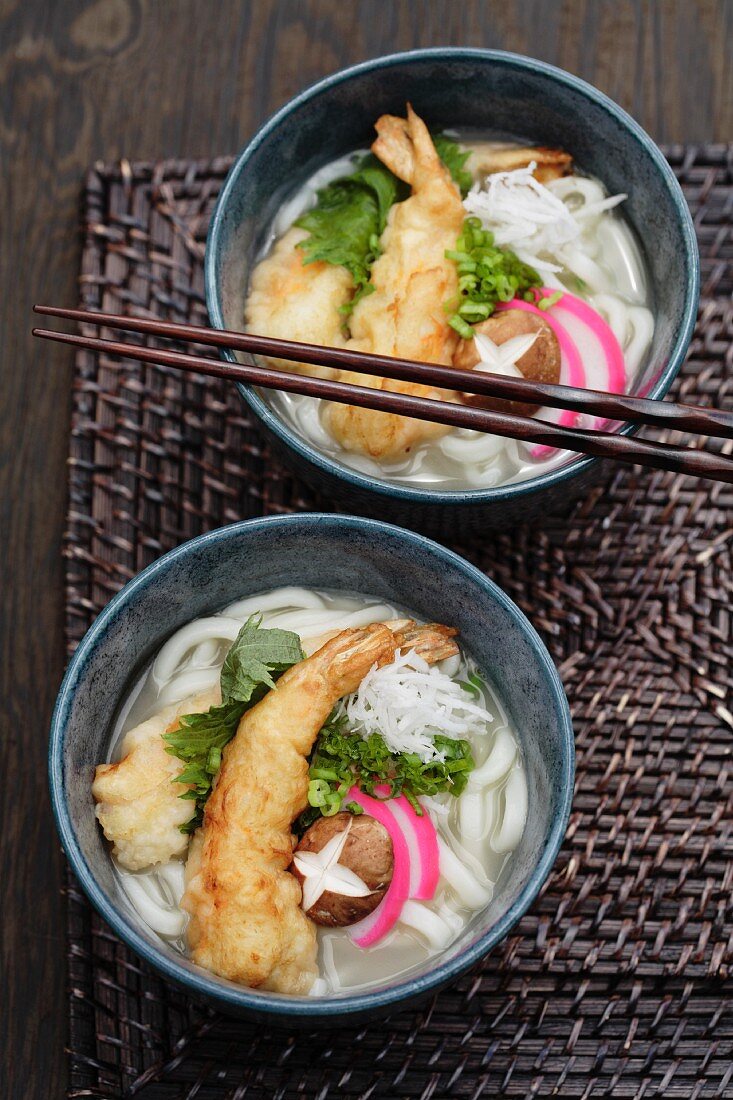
[341,648,492,763]
[464,163,578,271]
[571,192,628,220]
[463,164,627,276]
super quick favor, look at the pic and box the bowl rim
[205,46,700,506]
[49,512,575,1018]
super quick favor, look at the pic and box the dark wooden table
[1,2,730,1096]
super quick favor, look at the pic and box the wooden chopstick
[32,322,733,485]
[33,305,733,441]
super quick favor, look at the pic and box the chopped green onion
[308,779,332,807]
[458,301,491,321]
[310,767,340,782]
[448,315,475,340]
[295,712,475,833]
[538,290,563,311]
[445,218,542,338]
[322,793,342,816]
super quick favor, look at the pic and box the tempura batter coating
[245,226,352,379]
[326,106,466,458]
[93,688,219,871]
[464,142,573,184]
[182,620,458,994]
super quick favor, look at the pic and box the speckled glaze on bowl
[205,48,699,535]
[50,514,574,1024]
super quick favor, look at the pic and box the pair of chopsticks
[33,306,733,484]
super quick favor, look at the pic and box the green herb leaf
[445,217,542,336]
[350,156,402,233]
[165,615,303,831]
[164,702,244,763]
[164,701,246,833]
[294,154,406,316]
[220,614,304,704]
[432,133,473,196]
[294,711,475,833]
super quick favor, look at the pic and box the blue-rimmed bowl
[205,48,699,535]
[50,513,574,1024]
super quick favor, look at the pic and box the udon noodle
[101,587,528,995]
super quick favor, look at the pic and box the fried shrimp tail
[391,620,458,662]
[181,620,459,994]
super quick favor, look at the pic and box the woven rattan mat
[64,146,732,1099]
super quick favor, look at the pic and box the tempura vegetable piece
[464,142,573,184]
[245,226,353,379]
[325,106,466,458]
[181,620,458,994]
[93,688,219,871]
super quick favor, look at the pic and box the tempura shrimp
[182,619,458,994]
[326,106,466,458]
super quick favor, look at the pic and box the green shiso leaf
[294,154,406,316]
[164,615,303,831]
[432,132,473,196]
[220,613,304,704]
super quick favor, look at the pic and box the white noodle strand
[153,617,244,682]
[157,668,220,708]
[399,901,455,949]
[469,727,517,787]
[119,869,187,937]
[223,587,327,619]
[437,837,494,909]
[491,768,529,854]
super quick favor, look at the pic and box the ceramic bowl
[49,513,574,1024]
[205,48,699,535]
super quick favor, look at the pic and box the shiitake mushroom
[453,310,562,416]
[291,812,394,928]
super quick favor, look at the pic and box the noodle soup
[244,109,655,491]
[95,587,528,996]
